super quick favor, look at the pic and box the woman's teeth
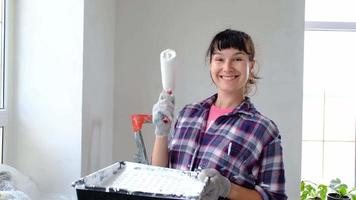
[220,75,237,80]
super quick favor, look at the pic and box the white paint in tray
[74,162,206,199]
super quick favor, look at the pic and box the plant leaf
[301,181,305,191]
[339,184,348,196]
[301,191,307,200]
[318,184,328,200]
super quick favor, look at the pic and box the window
[302,0,356,187]
[0,0,5,163]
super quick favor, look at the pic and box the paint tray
[72,161,206,200]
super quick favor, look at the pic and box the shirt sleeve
[254,136,288,200]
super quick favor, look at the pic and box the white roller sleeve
[160,49,177,92]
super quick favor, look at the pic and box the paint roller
[160,49,177,93]
[131,49,177,164]
[160,49,177,123]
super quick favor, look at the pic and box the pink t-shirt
[206,104,234,130]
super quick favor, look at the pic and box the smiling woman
[112,1,305,198]
[151,29,287,200]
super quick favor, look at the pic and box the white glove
[152,90,175,137]
[198,168,231,200]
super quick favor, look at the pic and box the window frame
[305,21,356,32]
[303,20,356,186]
[0,0,6,163]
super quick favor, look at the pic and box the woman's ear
[249,60,255,72]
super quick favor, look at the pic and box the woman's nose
[222,60,234,71]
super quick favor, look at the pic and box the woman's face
[210,48,254,96]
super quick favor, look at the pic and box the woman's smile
[219,75,239,80]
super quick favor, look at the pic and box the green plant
[301,180,328,200]
[329,178,356,200]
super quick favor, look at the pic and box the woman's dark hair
[206,29,260,95]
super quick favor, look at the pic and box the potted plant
[327,178,356,200]
[301,180,328,200]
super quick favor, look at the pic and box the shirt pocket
[218,141,254,187]
[221,139,256,171]
[222,140,246,164]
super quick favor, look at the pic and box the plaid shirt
[168,94,287,200]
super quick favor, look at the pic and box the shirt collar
[199,94,256,117]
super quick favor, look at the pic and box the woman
[152,29,287,200]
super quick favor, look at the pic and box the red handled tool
[131,114,152,164]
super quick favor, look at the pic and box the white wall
[6,0,83,197]
[82,0,116,176]
[113,0,304,199]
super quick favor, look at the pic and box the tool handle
[131,114,152,132]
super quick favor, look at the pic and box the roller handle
[162,89,173,123]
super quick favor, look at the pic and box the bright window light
[302,28,356,187]
[305,0,356,22]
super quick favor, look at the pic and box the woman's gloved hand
[198,168,231,200]
[152,90,175,137]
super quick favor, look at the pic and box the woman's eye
[214,58,224,62]
[234,58,243,61]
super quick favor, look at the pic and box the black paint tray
[72,161,206,200]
